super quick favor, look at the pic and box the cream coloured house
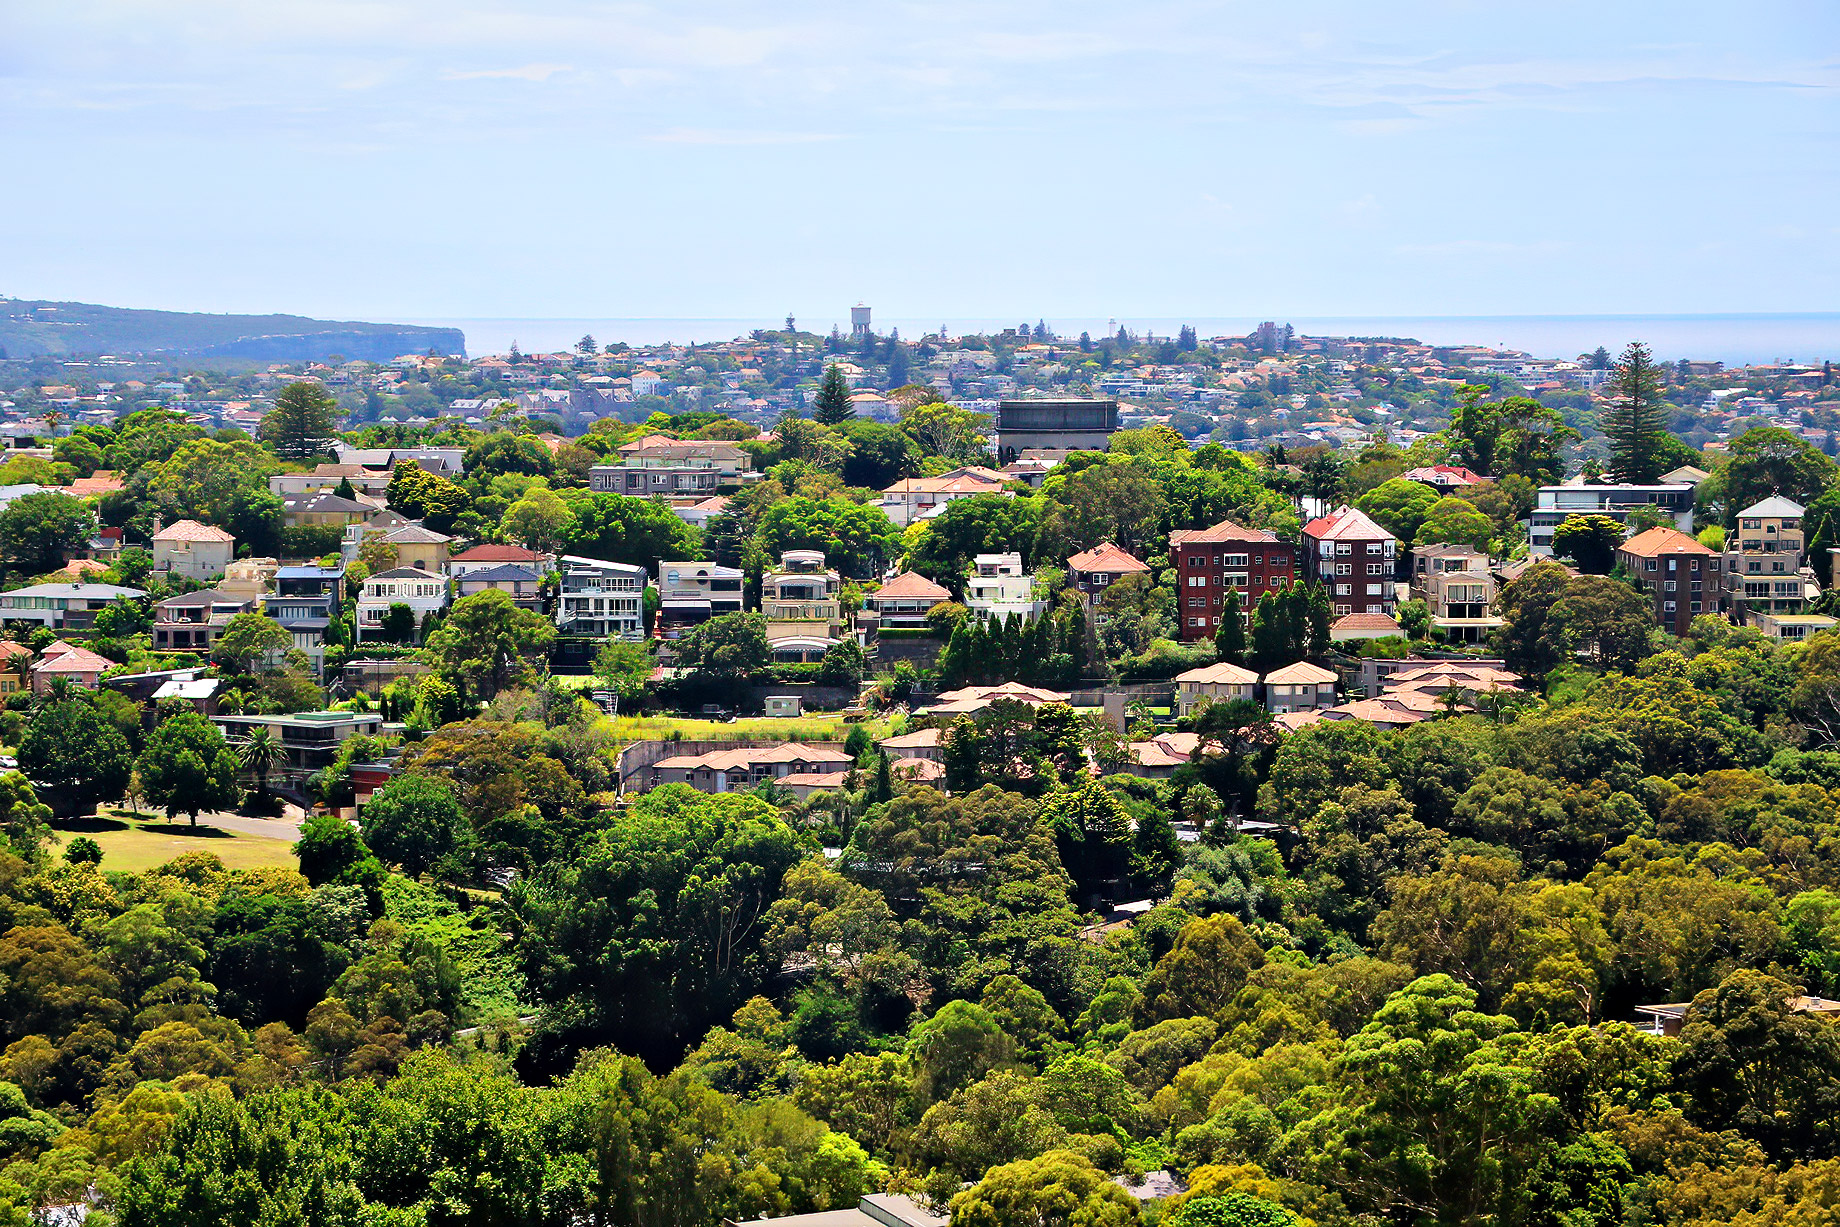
[152,520,235,581]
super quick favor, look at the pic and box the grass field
[602,713,887,743]
[51,817,300,875]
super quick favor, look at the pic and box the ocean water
[413,314,1840,368]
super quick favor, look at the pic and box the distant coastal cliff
[0,299,466,362]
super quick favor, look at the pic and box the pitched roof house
[865,572,952,628]
[1067,543,1150,601]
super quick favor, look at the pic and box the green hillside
[0,298,465,362]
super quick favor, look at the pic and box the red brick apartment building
[1302,505,1398,617]
[1167,521,1297,641]
[1616,526,1721,634]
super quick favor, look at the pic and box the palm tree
[35,676,74,709]
[239,727,281,806]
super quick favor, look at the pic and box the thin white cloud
[442,62,570,82]
[647,127,840,145]
[1393,239,1571,258]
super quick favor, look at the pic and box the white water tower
[851,303,872,337]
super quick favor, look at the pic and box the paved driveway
[195,812,305,841]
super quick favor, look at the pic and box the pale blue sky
[2,1,1835,323]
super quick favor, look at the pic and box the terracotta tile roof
[68,472,124,497]
[1169,520,1280,547]
[1130,731,1203,769]
[1387,663,1521,686]
[1386,664,1521,695]
[1303,505,1393,543]
[1400,465,1486,486]
[882,467,1007,496]
[1331,613,1403,633]
[1067,542,1149,574]
[1131,740,1190,769]
[34,641,113,674]
[653,743,854,773]
[1262,661,1338,685]
[152,518,234,543]
[1618,526,1716,557]
[779,769,855,790]
[877,727,942,749]
[873,572,951,601]
[932,682,1071,704]
[1176,662,1260,685]
[1321,697,1438,726]
[892,757,944,781]
[924,682,1072,715]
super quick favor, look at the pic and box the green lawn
[51,816,300,875]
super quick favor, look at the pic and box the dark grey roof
[459,564,542,584]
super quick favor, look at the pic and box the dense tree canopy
[4,356,1840,1227]
[563,491,700,571]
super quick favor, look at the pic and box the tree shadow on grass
[131,822,238,840]
[51,816,132,834]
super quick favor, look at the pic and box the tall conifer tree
[812,364,855,425]
[1604,341,1669,484]
[1305,581,1333,658]
[1215,587,1247,664]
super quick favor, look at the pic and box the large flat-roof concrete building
[995,398,1119,462]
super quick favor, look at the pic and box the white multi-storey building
[556,556,646,640]
[355,567,449,642]
[964,553,1042,622]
